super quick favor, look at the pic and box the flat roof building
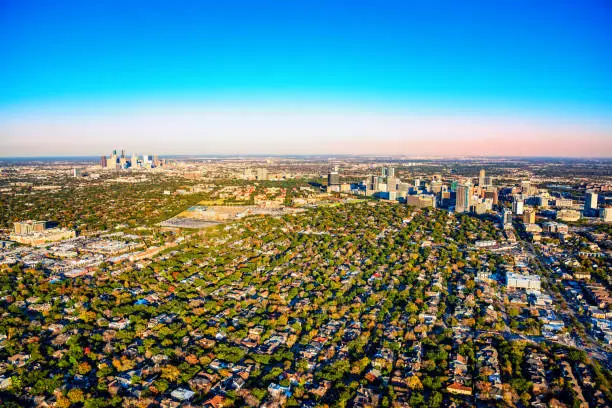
[507,272,541,290]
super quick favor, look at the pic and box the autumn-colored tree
[67,388,85,404]
[407,375,423,390]
[77,361,92,375]
[161,364,181,382]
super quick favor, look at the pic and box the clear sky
[1,0,611,157]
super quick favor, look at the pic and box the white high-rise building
[512,200,524,215]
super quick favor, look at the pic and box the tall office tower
[109,151,118,169]
[512,199,524,215]
[536,195,549,208]
[502,207,513,226]
[484,187,499,206]
[479,169,486,186]
[484,176,493,187]
[368,175,379,192]
[328,171,340,186]
[100,156,107,168]
[131,154,138,168]
[455,182,472,213]
[584,190,598,213]
[523,209,536,224]
[388,167,396,178]
[256,168,268,181]
[153,154,160,167]
[387,177,398,192]
[121,149,125,158]
[521,180,531,195]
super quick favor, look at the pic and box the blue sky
[1,0,611,156]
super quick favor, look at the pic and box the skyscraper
[521,180,531,195]
[502,207,513,226]
[523,209,536,224]
[109,150,118,169]
[584,190,598,213]
[328,171,340,186]
[368,175,379,194]
[512,199,524,215]
[479,169,486,186]
[455,182,472,213]
[100,156,107,168]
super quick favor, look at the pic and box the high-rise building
[478,169,486,186]
[512,200,524,215]
[109,150,119,169]
[256,168,268,181]
[600,207,612,223]
[367,175,379,194]
[584,190,598,213]
[535,195,549,208]
[523,209,536,224]
[328,171,340,186]
[502,207,513,226]
[388,167,395,178]
[484,187,498,206]
[455,182,472,213]
[100,156,107,168]
[521,180,531,195]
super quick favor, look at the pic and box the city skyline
[1,1,612,156]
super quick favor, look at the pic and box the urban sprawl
[0,152,611,408]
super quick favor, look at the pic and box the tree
[407,375,423,390]
[77,361,92,375]
[161,364,181,382]
[67,388,85,404]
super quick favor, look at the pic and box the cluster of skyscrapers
[326,166,611,225]
[100,149,161,170]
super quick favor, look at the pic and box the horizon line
[2,153,612,160]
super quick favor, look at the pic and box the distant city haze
[2,100,612,157]
[1,1,611,157]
